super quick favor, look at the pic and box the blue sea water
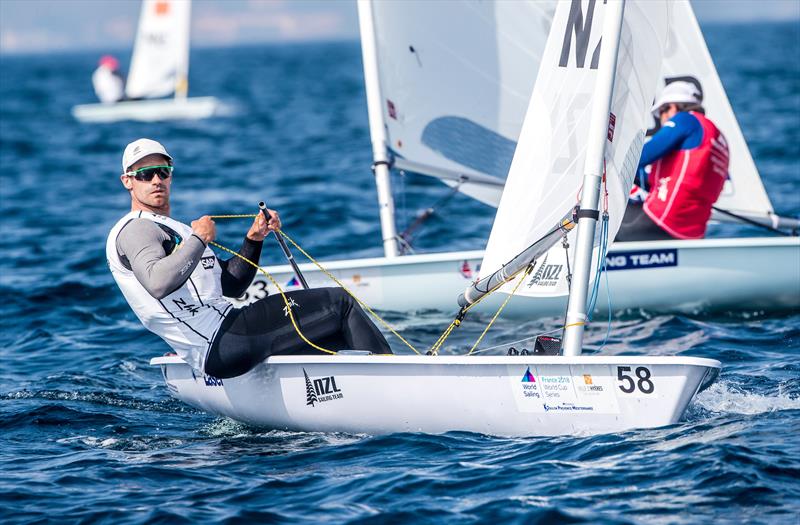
[1,21,799,524]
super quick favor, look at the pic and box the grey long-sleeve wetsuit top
[116,218,262,300]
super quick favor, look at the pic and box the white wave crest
[695,381,800,415]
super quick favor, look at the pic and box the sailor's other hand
[191,216,216,245]
[248,209,281,241]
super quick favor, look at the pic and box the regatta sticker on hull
[509,365,621,414]
[605,249,678,271]
[303,368,344,407]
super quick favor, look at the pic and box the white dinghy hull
[71,96,219,123]
[151,354,719,436]
[237,237,800,317]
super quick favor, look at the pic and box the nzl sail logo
[528,255,564,288]
[559,0,605,70]
[303,368,344,407]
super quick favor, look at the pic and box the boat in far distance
[72,0,219,123]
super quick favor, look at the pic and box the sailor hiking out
[107,139,391,378]
[616,80,729,241]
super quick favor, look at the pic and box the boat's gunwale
[150,354,721,368]
[256,236,800,273]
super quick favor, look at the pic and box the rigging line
[208,212,420,354]
[467,264,534,356]
[474,218,575,295]
[277,229,421,355]
[399,180,464,245]
[711,206,792,237]
[467,326,564,355]
[209,240,338,355]
[208,214,258,219]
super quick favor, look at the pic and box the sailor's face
[659,104,678,125]
[122,154,172,210]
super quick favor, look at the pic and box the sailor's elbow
[146,283,171,300]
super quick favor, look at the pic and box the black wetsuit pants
[614,202,675,242]
[205,287,392,378]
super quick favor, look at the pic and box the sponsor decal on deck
[303,368,344,407]
[605,249,678,271]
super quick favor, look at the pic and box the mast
[175,0,190,100]
[561,0,626,357]
[356,0,400,257]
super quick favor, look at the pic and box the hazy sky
[1,0,798,55]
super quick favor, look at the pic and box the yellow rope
[467,265,533,355]
[208,212,554,358]
[208,214,258,219]
[277,229,421,355]
[209,240,337,355]
[427,265,531,355]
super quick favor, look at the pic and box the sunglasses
[125,165,173,182]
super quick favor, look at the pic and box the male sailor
[92,55,125,104]
[615,81,729,241]
[107,138,392,378]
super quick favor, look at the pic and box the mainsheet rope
[208,213,543,356]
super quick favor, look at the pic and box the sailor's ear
[121,174,133,190]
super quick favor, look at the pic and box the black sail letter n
[559,0,602,69]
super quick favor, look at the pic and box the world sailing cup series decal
[508,365,620,414]
[303,369,344,407]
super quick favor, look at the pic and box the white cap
[651,81,702,117]
[122,138,172,172]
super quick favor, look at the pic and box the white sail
[368,0,556,205]
[126,0,191,100]
[480,0,671,298]
[654,0,773,216]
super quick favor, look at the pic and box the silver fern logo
[302,368,344,407]
[303,369,318,407]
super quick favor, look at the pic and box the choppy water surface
[1,21,799,524]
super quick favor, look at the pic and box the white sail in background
[480,0,671,298]
[126,0,191,100]
[369,0,556,205]
[654,0,773,216]
[370,0,772,219]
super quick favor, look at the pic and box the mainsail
[126,0,191,100]
[367,0,556,205]
[478,0,671,298]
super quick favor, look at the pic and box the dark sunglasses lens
[134,167,171,181]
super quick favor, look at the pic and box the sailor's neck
[131,204,171,216]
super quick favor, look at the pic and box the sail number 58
[617,366,654,394]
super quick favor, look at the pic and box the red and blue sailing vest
[643,112,729,239]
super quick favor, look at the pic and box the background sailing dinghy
[72,0,219,123]
[153,0,720,437]
[237,0,799,318]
